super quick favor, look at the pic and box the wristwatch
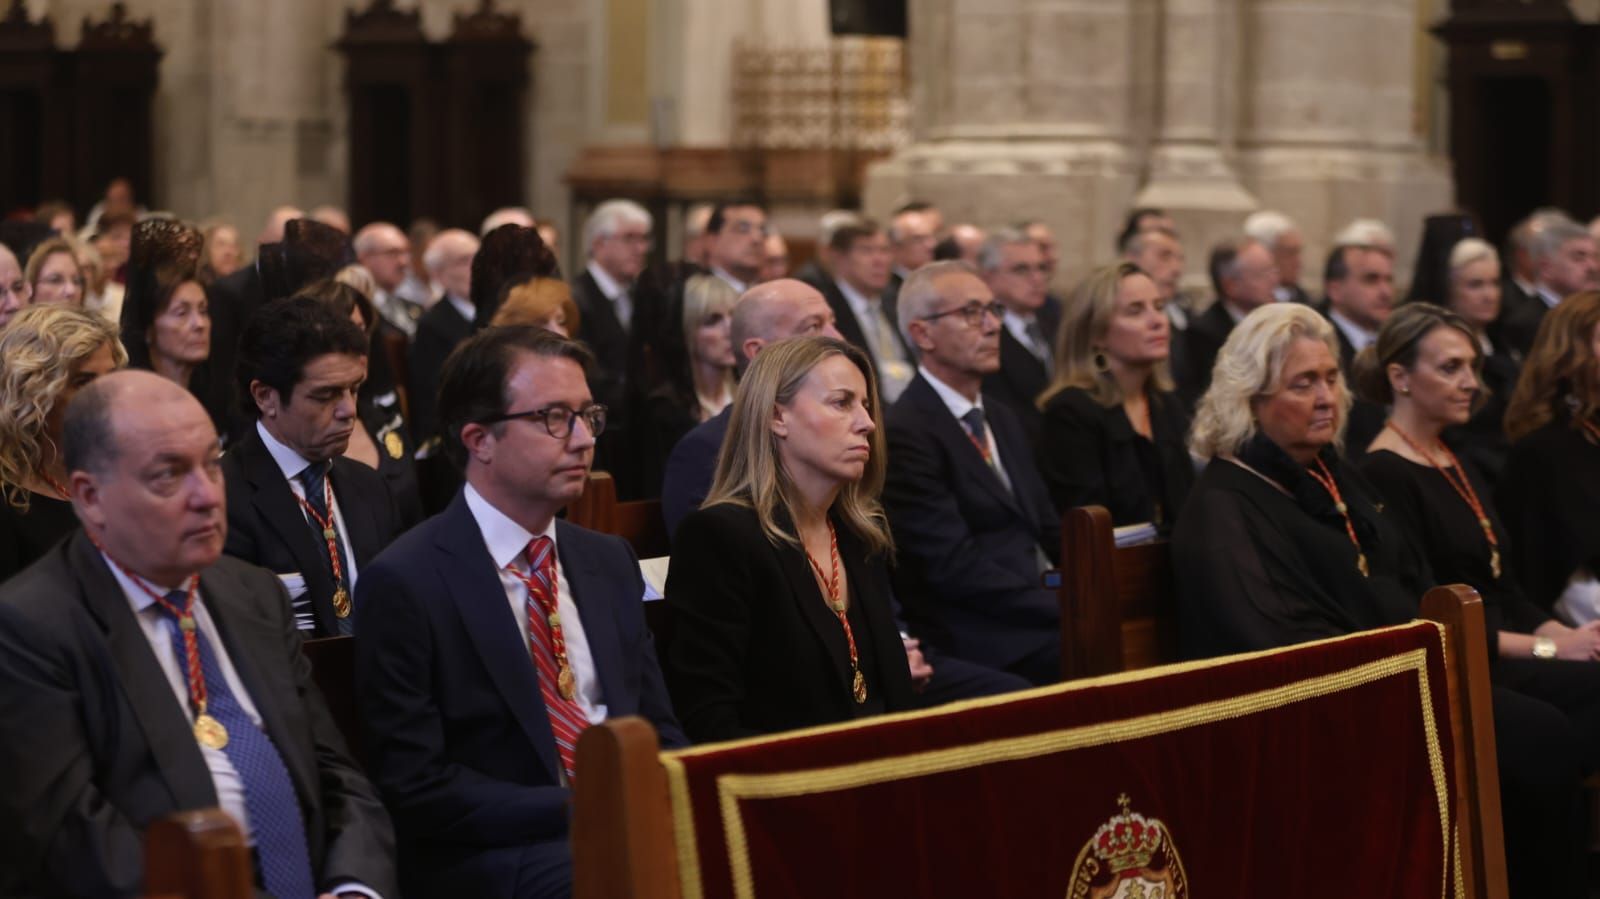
[1532,637,1558,660]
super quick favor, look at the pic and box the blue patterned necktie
[157,591,317,899]
[297,461,353,635]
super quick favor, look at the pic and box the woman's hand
[1549,621,1600,661]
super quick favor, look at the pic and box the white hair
[1189,303,1350,459]
[1333,218,1395,250]
[1447,237,1497,281]
[479,207,535,236]
[1242,210,1297,249]
[976,227,1033,273]
[582,200,653,253]
[896,260,978,345]
[422,229,480,275]
[1529,213,1591,263]
[352,221,403,256]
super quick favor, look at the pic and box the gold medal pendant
[1491,548,1502,580]
[332,585,351,618]
[384,430,404,460]
[557,665,577,701]
[194,713,229,749]
[852,668,867,704]
[1356,553,1369,578]
[323,527,337,541]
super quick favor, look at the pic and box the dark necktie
[156,593,316,898]
[297,461,353,635]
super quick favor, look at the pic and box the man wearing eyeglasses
[705,201,768,293]
[977,227,1060,446]
[884,261,1063,687]
[0,243,30,330]
[573,199,653,426]
[354,326,685,899]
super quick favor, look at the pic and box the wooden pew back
[1058,505,1178,679]
[142,809,252,899]
[566,471,670,559]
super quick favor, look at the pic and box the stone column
[863,0,1144,285]
[1232,0,1451,283]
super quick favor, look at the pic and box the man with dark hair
[1176,236,1277,407]
[1322,244,1395,454]
[824,218,916,402]
[355,326,685,898]
[1115,207,1175,255]
[705,200,768,292]
[222,295,402,637]
[0,370,395,897]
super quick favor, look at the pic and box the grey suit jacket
[0,531,396,898]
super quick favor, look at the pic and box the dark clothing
[639,387,704,503]
[1279,283,1313,306]
[1326,316,1386,457]
[1445,340,1520,485]
[360,394,425,530]
[222,426,405,637]
[407,298,474,445]
[354,491,683,899]
[1035,386,1194,531]
[661,406,731,539]
[883,373,1062,684]
[1500,295,1550,358]
[0,492,77,585]
[1172,441,1429,659]
[665,503,916,743]
[1497,417,1600,613]
[982,300,1062,447]
[0,533,396,898]
[570,269,629,418]
[1175,300,1235,408]
[202,264,266,426]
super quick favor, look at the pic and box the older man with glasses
[883,261,1064,687]
[978,227,1061,444]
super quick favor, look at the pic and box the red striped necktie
[517,536,589,781]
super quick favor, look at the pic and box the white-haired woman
[1441,236,1521,481]
[1172,303,1428,658]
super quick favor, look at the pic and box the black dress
[359,393,424,529]
[0,492,78,584]
[1171,436,1429,660]
[1035,386,1194,531]
[665,502,915,743]
[1496,415,1600,614]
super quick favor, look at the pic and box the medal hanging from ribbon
[123,570,230,749]
[805,520,867,704]
[295,477,351,618]
[1384,422,1501,579]
[508,551,579,701]
[1306,457,1369,578]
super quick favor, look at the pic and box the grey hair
[582,199,653,252]
[1333,218,1395,250]
[1242,210,1297,249]
[1529,214,1591,264]
[1447,237,1498,281]
[422,229,480,275]
[352,221,403,256]
[976,227,1034,273]
[1189,303,1350,459]
[896,260,979,345]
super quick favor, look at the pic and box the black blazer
[1176,300,1235,408]
[1497,418,1600,611]
[0,533,395,897]
[360,394,425,529]
[570,268,629,415]
[1036,386,1194,531]
[982,299,1061,447]
[883,373,1061,673]
[823,278,915,383]
[407,298,475,444]
[222,426,403,637]
[353,491,685,897]
[665,503,916,743]
[201,264,265,423]
[1500,295,1550,358]
[1326,318,1387,457]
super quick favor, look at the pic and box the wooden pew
[566,471,670,559]
[302,635,367,770]
[1058,504,1177,679]
[142,809,252,899]
[573,586,1509,899]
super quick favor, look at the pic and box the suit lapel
[999,327,1047,398]
[554,523,630,715]
[909,378,1025,517]
[329,460,380,567]
[988,401,1042,527]
[436,496,562,781]
[241,434,338,630]
[68,534,217,812]
[774,510,854,693]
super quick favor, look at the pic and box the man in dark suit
[223,296,403,637]
[571,199,653,416]
[978,227,1061,445]
[1177,236,1277,408]
[705,201,768,294]
[885,201,941,307]
[824,219,917,403]
[0,370,395,897]
[408,228,481,444]
[885,261,1063,686]
[1121,223,1191,377]
[356,326,685,899]
[1322,244,1395,455]
[1501,213,1599,356]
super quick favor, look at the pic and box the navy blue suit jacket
[353,490,684,895]
[661,406,730,539]
[883,373,1062,672]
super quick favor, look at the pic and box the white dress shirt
[256,421,359,630]
[710,266,749,295]
[463,484,608,725]
[1536,284,1563,310]
[445,292,475,325]
[586,261,632,330]
[1002,309,1051,364]
[1328,309,1378,354]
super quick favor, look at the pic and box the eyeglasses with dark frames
[480,403,608,439]
[921,300,1006,329]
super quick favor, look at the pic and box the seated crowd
[1,183,1600,898]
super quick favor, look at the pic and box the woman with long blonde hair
[0,304,126,581]
[1035,261,1192,529]
[665,335,915,742]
